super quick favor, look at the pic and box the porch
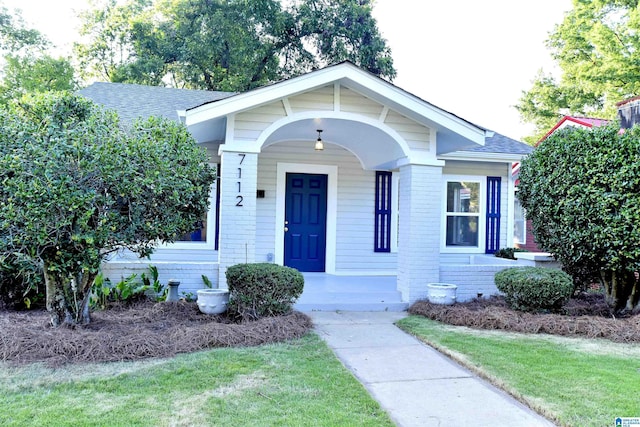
[294,273,408,312]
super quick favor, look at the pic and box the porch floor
[294,273,408,312]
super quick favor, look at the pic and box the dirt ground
[409,293,640,343]
[0,300,312,367]
[2,293,636,367]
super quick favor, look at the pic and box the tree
[517,0,640,143]
[0,4,47,53]
[0,93,216,326]
[0,5,76,104]
[75,0,395,91]
[0,55,76,104]
[517,124,640,313]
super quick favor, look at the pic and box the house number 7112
[236,153,246,207]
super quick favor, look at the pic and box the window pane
[447,182,480,213]
[513,196,526,244]
[446,216,479,246]
[178,219,207,242]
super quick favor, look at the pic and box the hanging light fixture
[315,129,324,151]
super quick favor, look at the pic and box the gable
[186,62,489,153]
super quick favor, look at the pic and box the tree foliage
[0,4,47,53]
[517,0,640,143]
[0,92,216,326]
[517,124,640,313]
[0,5,76,104]
[0,55,76,104]
[75,0,395,91]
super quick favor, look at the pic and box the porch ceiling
[264,118,405,170]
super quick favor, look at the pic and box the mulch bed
[0,300,313,367]
[408,293,640,343]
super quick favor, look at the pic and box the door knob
[284,227,289,232]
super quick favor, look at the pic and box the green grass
[397,315,640,427]
[0,334,393,427]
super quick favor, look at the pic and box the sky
[4,0,574,141]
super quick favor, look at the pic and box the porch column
[397,163,443,302]
[217,148,259,288]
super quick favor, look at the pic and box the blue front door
[284,173,328,272]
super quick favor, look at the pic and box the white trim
[390,171,399,253]
[507,165,516,247]
[164,164,218,250]
[218,141,262,155]
[282,98,293,116]
[275,162,338,274]
[185,63,486,145]
[378,105,389,122]
[255,110,412,158]
[438,151,529,163]
[333,82,340,112]
[225,114,235,142]
[440,175,486,254]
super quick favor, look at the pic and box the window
[445,181,480,247]
[513,194,526,245]
[170,163,218,249]
[178,220,208,242]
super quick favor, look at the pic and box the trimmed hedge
[494,267,573,312]
[226,263,304,320]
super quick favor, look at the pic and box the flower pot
[197,289,229,314]
[426,283,457,305]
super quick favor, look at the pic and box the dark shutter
[214,164,221,251]
[485,176,501,254]
[374,171,392,252]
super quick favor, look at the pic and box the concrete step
[294,273,407,312]
[295,301,409,312]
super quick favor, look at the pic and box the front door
[284,173,328,272]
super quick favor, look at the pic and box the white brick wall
[100,261,219,296]
[218,150,258,287]
[439,264,509,302]
[397,164,442,302]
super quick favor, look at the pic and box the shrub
[517,124,640,312]
[90,273,150,310]
[494,247,528,260]
[226,263,304,320]
[0,254,45,310]
[494,267,573,312]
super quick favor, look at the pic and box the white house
[80,62,531,309]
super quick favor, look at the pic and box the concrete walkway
[309,311,556,427]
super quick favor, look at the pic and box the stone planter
[426,283,457,305]
[197,289,229,315]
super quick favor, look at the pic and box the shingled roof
[468,132,532,155]
[79,80,530,156]
[78,82,234,126]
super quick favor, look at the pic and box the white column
[397,163,443,302]
[217,149,258,288]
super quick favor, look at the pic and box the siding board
[257,141,397,272]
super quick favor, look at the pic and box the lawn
[397,315,640,427]
[0,334,394,427]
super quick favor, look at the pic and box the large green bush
[0,93,215,326]
[517,124,640,313]
[495,267,573,312]
[226,263,304,321]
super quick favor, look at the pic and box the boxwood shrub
[494,266,573,312]
[226,263,304,320]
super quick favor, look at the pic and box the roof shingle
[78,82,234,126]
